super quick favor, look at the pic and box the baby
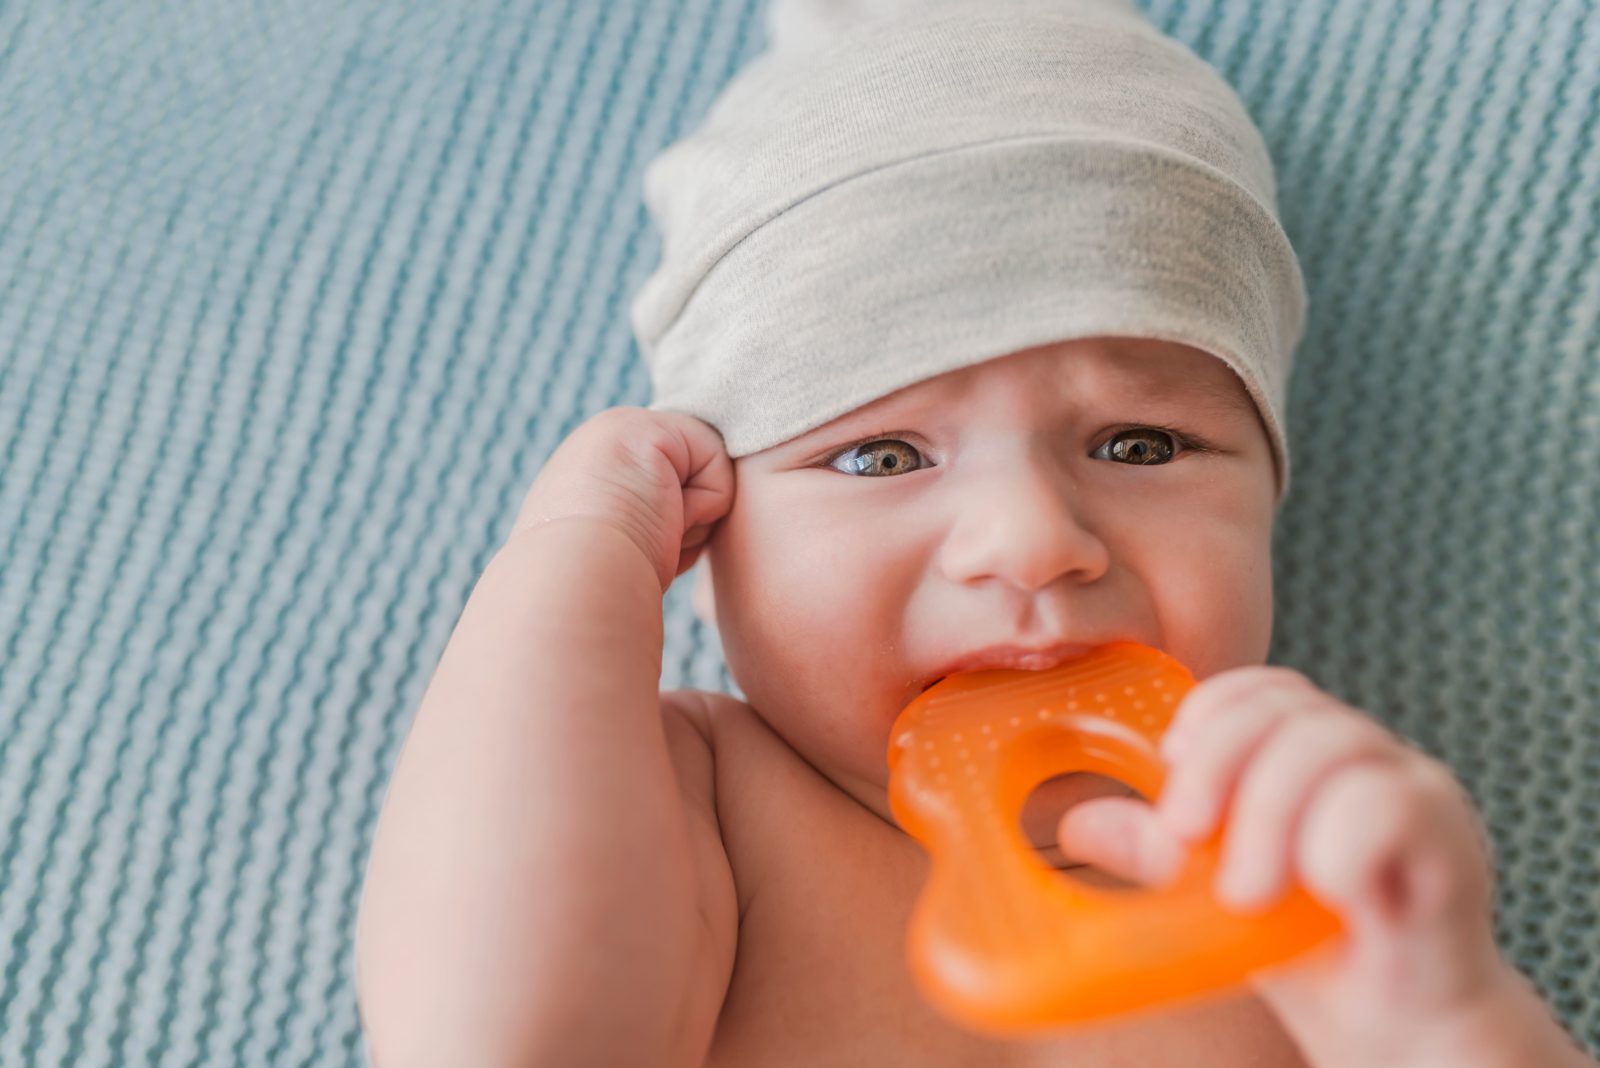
[353,1,1596,1065]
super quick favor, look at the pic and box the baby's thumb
[1057,796,1187,888]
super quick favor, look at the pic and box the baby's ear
[692,559,717,628]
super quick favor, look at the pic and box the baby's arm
[354,409,738,1067]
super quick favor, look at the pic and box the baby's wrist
[505,511,657,568]
[1385,963,1593,1068]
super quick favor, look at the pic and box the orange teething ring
[887,641,1342,1034]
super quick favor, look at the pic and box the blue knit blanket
[0,1,1595,1063]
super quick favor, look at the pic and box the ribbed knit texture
[0,1,1594,1064]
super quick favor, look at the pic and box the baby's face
[696,336,1278,821]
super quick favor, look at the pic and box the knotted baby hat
[630,0,1306,503]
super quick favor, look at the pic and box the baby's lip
[917,641,1103,694]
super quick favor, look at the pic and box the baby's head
[631,0,1304,810]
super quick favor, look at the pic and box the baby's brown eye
[831,439,924,476]
[1097,428,1176,465]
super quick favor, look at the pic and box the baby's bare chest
[702,708,1308,1067]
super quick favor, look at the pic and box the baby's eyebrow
[1141,374,1257,420]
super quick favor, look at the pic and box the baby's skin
[355,337,1594,1066]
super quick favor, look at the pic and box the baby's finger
[679,438,737,532]
[1155,689,1301,842]
[1159,665,1312,757]
[675,523,715,579]
[1057,797,1186,888]
[1212,711,1398,911]
[1298,758,1490,933]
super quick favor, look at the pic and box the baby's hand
[513,406,734,592]
[1056,666,1548,1065]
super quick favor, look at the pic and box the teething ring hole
[1019,771,1150,893]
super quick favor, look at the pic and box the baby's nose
[939,474,1111,590]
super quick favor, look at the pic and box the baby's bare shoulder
[653,689,742,1050]
[659,687,788,763]
[657,688,783,826]
[659,689,826,894]
[657,689,740,814]
[659,687,756,736]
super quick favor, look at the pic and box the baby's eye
[1093,427,1178,465]
[829,439,925,477]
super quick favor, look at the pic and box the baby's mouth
[913,641,1107,696]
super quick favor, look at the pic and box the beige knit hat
[630,0,1306,503]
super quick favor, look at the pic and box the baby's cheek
[1152,541,1274,676]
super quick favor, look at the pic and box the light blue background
[1,1,1596,1063]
